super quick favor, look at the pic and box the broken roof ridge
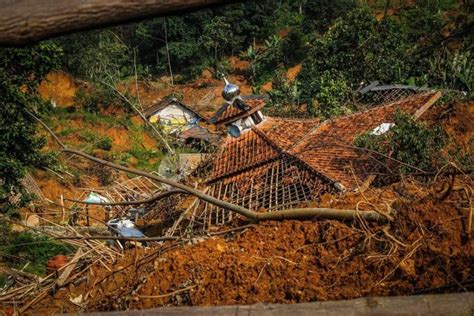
[286,90,439,153]
[286,91,442,188]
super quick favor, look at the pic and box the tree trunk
[63,148,389,224]
[164,18,174,86]
[0,0,239,45]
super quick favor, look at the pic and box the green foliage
[298,3,471,117]
[243,35,284,86]
[428,47,473,97]
[0,42,62,203]
[96,137,113,151]
[128,146,162,172]
[74,85,129,113]
[281,26,308,65]
[131,2,280,80]
[55,30,131,80]
[267,70,303,117]
[301,0,357,33]
[399,5,445,42]
[298,7,409,104]
[4,232,74,275]
[354,110,447,172]
[79,131,113,152]
[310,71,352,118]
[200,16,232,77]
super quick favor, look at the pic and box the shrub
[307,70,352,118]
[301,0,357,33]
[74,86,126,113]
[428,48,473,98]
[267,70,303,117]
[96,137,113,151]
[243,35,284,86]
[354,110,447,173]
[281,26,308,65]
[4,232,74,275]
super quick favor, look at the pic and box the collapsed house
[190,88,442,228]
[143,97,204,134]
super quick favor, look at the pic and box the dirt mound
[30,179,473,314]
[38,71,77,107]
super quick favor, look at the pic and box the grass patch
[3,232,75,276]
[0,274,7,288]
[79,131,113,151]
[128,146,163,172]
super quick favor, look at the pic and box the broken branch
[56,236,178,242]
[0,0,240,45]
[30,111,389,224]
[64,189,187,206]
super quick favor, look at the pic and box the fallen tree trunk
[62,148,389,224]
[0,0,239,45]
[29,110,389,224]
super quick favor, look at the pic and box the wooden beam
[0,0,239,45]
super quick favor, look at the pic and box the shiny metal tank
[222,77,240,101]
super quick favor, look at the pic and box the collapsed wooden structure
[69,174,163,224]
[191,91,442,228]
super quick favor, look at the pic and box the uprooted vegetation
[0,0,473,314]
[29,176,473,313]
[0,95,471,314]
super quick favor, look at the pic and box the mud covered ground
[29,175,473,314]
[14,90,474,314]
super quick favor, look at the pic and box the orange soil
[38,71,77,107]
[29,182,473,314]
[260,64,302,93]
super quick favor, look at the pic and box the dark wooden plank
[76,292,474,316]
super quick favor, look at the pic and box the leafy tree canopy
[0,42,62,206]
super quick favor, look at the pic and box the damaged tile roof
[288,91,441,189]
[209,91,442,191]
[213,98,266,125]
[210,126,279,181]
[209,117,320,182]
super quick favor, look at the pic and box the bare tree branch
[31,111,389,224]
[65,189,187,206]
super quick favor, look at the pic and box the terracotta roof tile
[289,92,441,189]
[209,126,280,181]
[214,99,266,125]
[208,91,441,191]
[208,117,320,182]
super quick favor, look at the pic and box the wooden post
[60,194,66,223]
[86,206,90,227]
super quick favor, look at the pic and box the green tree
[200,16,232,77]
[301,0,357,33]
[0,42,62,208]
